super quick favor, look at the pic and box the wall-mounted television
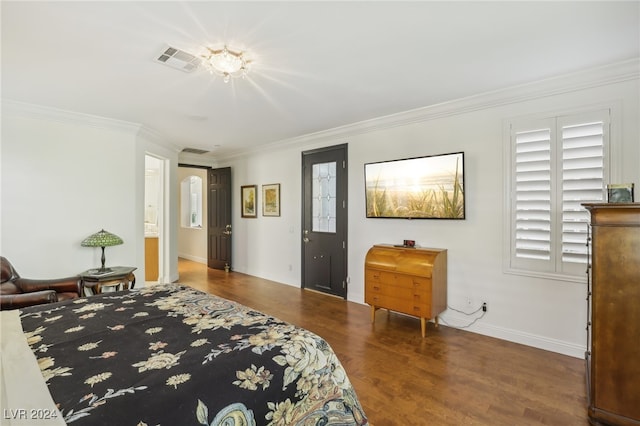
[365,151,465,219]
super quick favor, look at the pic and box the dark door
[208,167,232,270]
[302,144,348,298]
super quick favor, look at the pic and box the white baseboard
[177,254,207,264]
[439,310,586,359]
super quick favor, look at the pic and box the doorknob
[223,224,232,235]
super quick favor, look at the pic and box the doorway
[144,155,165,282]
[301,144,348,298]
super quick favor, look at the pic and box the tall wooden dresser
[364,244,447,337]
[583,203,640,426]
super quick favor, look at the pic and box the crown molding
[4,58,637,164]
[136,125,181,154]
[2,99,182,153]
[216,58,640,162]
[2,99,142,135]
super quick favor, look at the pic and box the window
[506,109,609,280]
[312,161,337,233]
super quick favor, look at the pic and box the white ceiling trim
[2,99,144,136]
[3,99,183,154]
[213,58,639,162]
[137,126,181,154]
[4,57,637,165]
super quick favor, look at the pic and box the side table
[79,266,137,296]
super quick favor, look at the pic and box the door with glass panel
[302,144,348,298]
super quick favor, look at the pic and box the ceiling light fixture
[201,46,251,83]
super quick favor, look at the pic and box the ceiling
[2,1,639,159]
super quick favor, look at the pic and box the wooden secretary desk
[583,203,640,426]
[365,244,447,337]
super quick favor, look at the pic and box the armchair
[0,256,82,310]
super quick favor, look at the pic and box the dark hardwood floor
[177,258,589,426]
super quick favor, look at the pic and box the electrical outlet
[482,302,487,312]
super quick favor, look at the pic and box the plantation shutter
[514,127,552,264]
[508,109,608,279]
[558,116,606,273]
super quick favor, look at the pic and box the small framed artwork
[607,183,634,203]
[241,185,257,218]
[262,183,281,217]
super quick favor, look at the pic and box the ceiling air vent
[181,148,210,155]
[155,46,201,73]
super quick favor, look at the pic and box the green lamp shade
[81,229,123,272]
[81,229,123,247]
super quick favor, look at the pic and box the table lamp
[81,229,123,272]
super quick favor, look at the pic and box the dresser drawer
[366,269,413,293]
[365,269,396,285]
[367,269,432,290]
[395,275,432,293]
[366,268,433,307]
[365,280,414,299]
[408,303,432,318]
[411,291,432,308]
[367,294,431,317]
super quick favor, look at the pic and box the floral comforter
[18,283,369,425]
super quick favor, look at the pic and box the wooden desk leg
[128,273,135,289]
[421,317,426,338]
[434,315,439,328]
[122,273,134,290]
[370,305,376,324]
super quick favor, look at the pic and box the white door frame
[144,154,169,283]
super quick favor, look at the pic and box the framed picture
[241,185,257,218]
[607,183,634,203]
[262,183,281,217]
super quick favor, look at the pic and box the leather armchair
[1,256,82,310]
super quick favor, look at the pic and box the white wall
[2,61,636,358]
[177,166,208,263]
[225,151,302,283]
[219,60,639,357]
[1,101,180,285]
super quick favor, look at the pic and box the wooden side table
[79,266,137,296]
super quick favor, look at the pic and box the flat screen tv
[365,151,465,219]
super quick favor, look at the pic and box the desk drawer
[366,281,414,300]
[395,274,432,292]
[367,293,431,317]
[367,269,431,288]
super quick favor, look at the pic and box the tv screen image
[365,152,465,219]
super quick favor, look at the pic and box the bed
[1,283,369,425]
